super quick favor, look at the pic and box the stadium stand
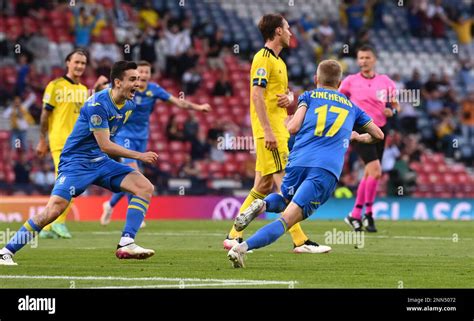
[0,0,473,198]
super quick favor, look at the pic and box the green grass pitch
[0,220,473,288]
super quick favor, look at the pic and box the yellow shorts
[51,150,62,177]
[255,136,289,176]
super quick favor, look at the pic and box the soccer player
[339,45,400,232]
[0,61,158,266]
[100,60,211,226]
[223,13,325,254]
[36,49,107,239]
[228,60,384,268]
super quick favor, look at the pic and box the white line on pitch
[0,275,297,285]
[89,282,293,289]
[81,231,473,241]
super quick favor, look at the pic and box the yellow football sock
[288,223,309,247]
[42,201,72,230]
[228,188,266,239]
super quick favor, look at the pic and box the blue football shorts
[51,157,135,201]
[280,166,338,219]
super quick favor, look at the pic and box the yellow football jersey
[250,47,289,139]
[42,76,88,152]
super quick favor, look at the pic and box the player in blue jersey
[100,60,211,226]
[227,60,384,268]
[0,61,160,265]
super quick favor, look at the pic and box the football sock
[119,236,134,247]
[246,218,288,250]
[264,193,287,213]
[264,193,307,246]
[110,192,125,208]
[228,188,266,239]
[351,178,367,219]
[365,176,378,215]
[41,201,72,230]
[288,223,308,247]
[5,219,41,254]
[122,196,149,240]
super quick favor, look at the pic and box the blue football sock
[110,192,125,208]
[246,218,288,250]
[127,193,133,204]
[122,196,149,239]
[5,219,42,254]
[264,193,287,213]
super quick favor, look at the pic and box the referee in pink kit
[340,45,400,232]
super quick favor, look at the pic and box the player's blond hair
[316,60,342,88]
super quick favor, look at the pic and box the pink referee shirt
[339,72,397,127]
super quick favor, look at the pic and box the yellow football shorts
[255,136,289,176]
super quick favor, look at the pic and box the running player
[228,60,384,268]
[339,45,400,232]
[36,49,107,239]
[223,13,326,254]
[100,60,211,226]
[0,61,159,266]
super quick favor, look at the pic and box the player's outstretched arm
[93,75,109,93]
[168,96,211,112]
[253,86,277,150]
[93,129,158,164]
[351,122,384,144]
[287,104,307,135]
[36,108,51,158]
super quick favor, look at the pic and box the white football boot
[293,240,332,254]
[227,245,246,268]
[0,252,17,266]
[115,243,155,259]
[234,199,266,232]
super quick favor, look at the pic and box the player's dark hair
[137,60,152,68]
[65,48,89,63]
[258,14,284,41]
[317,60,342,88]
[110,61,138,88]
[356,44,377,57]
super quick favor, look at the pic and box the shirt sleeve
[84,102,109,131]
[251,52,271,88]
[43,81,57,111]
[154,84,171,102]
[354,104,373,129]
[338,76,351,98]
[297,91,310,109]
[385,76,398,103]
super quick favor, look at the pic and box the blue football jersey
[116,82,171,140]
[60,89,136,164]
[287,88,372,179]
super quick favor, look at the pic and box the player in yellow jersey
[223,14,328,253]
[36,49,106,239]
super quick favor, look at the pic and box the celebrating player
[339,45,400,232]
[100,60,211,226]
[0,61,159,266]
[228,60,384,268]
[223,13,325,254]
[36,49,107,239]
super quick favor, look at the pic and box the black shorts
[354,125,388,164]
